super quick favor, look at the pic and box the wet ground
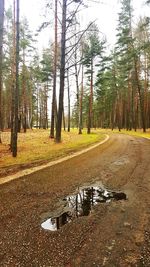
[0,133,150,267]
[41,182,127,231]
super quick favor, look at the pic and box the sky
[6,0,150,50]
[21,0,150,48]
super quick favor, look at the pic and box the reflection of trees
[49,187,126,230]
[66,188,96,216]
[81,188,93,215]
[55,212,72,230]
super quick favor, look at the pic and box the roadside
[0,129,105,179]
[106,128,150,139]
[0,134,109,185]
[0,129,149,181]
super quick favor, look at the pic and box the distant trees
[71,0,150,133]
[95,0,150,132]
[0,0,150,157]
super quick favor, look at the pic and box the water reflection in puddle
[41,184,126,231]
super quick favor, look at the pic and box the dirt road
[0,133,150,267]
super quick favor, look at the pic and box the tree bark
[78,63,84,134]
[50,0,57,138]
[133,55,146,132]
[87,59,93,134]
[12,0,20,157]
[75,46,79,128]
[67,69,70,132]
[63,106,66,131]
[55,0,67,142]
[10,0,16,150]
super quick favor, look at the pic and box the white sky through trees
[5,0,150,115]
[6,0,150,50]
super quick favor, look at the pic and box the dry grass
[1,127,149,170]
[109,128,150,139]
[0,129,105,168]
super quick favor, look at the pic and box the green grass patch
[111,128,150,139]
[0,129,105,168]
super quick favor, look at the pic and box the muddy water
[41,183,126,231]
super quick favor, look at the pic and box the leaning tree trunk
[55,0,67,143]
[0,0,4,143]
[12,0,20,157]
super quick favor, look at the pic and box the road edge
[0,134,109,185]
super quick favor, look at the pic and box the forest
[1,1,150,266]
[0,0,150,157]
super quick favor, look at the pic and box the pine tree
[50,0,58,138]
[12,0,20,157]
[115,0,147,132]
[82,23,104,133]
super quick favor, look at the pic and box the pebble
[116,231,122,235]
[123,222,131,228]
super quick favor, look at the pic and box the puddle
[41,183,127,231]
[112,156,129,166]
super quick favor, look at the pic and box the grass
[0,129,105,168]
[109,128,150,139]
[1,127,149,170]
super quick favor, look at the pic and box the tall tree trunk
[129,4,146,132]
[0,0,4,143]
[45,88,48,129]
[56,0,67,142]
[12,0,20,157]
[36,86,39,128]
[10,0,16,150]
[134,92,138,131]
[63,106,66,131]
[75,47,79,129]
[67,69,70,132]
[78,63,84,134]
[50,0,57,138]
[134,55,146,132]
[22,63,27,133]
[144,52,148,128]
[87,59,93,134]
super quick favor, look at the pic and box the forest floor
[0,131,150,267]
[0,129,105,179]
[0,128,149,180]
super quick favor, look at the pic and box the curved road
[0,133,150,267]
